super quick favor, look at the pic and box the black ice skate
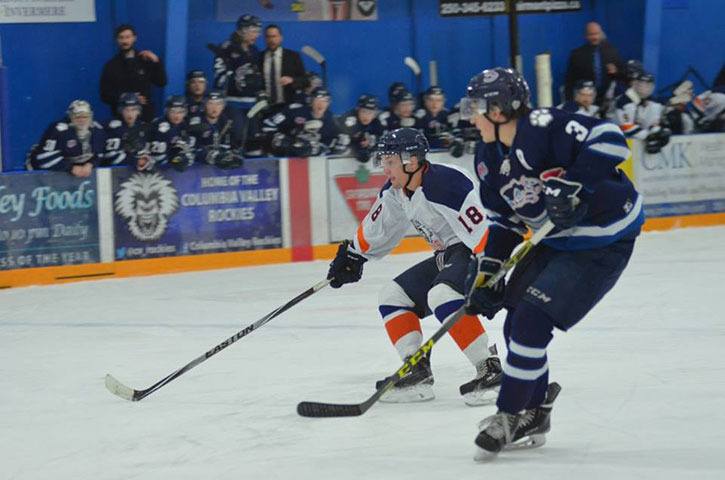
[375,354,434,403]
[508,382,562,449]
[473,382,562,461]
[459,356,502,406]
[473,411,520,461]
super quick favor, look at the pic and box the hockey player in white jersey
[326,127,502,405]
[614,71,670,153]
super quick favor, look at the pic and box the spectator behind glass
[564,22,624,105]
[100,24,167,122]
[26,100,106,177]
[260,24,307,108]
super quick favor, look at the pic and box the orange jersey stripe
[385,311,422,345]
[620,123,638,132]
[473,228,490,254]
[448,314,485,350]
[356,223,370,253]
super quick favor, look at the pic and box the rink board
[2,133,724,287]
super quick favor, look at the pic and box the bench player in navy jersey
[327,128,502,405]
[460,68,642,458]
[103,92,149,167]
[26,100,106,177]
[144,96,195,171]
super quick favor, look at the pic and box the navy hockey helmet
[392,90,415,106]
[388,82,409,105]
[424,86,445,98]
[310,87,331,101]
[625,59,645,82]
[574,79,596,94]
[205,90,226,104]
[633,71,655,99]
[165,95,188,111]
[375,127,429,167]
[463,67,530,122]
[236,14,262,31]
[186,70,207,82]
[117,92,142,113]
[356,94,379,111]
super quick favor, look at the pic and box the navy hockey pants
[497,236,637,413]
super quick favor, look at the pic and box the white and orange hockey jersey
[351,163,490,259]
[614,88,664,139]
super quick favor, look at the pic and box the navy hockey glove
[327,240,367,289]
[542,176,588,229]
[464,256,505,319]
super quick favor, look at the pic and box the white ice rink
[2,226,725,480]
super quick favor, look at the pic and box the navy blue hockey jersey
[474,107,643,255]
[27,119,106,171]
[147,118,195,168]
[102,119,149,166]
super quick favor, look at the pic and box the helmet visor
[459,97,488,120]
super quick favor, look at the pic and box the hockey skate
[375,354,434,403]
[459,356,502,406]
[473,382,562,461]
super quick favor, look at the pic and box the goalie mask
[67,100,93,133]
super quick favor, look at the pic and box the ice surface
[1,226,725,480]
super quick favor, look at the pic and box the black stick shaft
[107,279,330,401]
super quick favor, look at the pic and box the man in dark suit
[100,25,167,122]
[564,22,624,105]
[260,24,307,107]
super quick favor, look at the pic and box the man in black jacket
[100,25,167,122]
[260,24,307,108]
[564,22,624,105]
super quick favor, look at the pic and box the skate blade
[504,433,547,450]
[473,447,500,462]
[380,384,435,403]
[462,386,499,406]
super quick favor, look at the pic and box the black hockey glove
[464,256,505,319]
[327,239,367,289]
[542,176,588,229]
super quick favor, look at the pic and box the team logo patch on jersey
[500,158,511,176]
[115,173,179,241]
[159,122,170,133]
[345,116,357,127]
[476,161,488,179]
[529,109,553,127]
[67,139,77,148]
[500,174,542,210]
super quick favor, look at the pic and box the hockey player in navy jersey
[189,90,245,169]
[103,92,149,167]
[27,100,106,177]
[337,94,384,162]
[145,96,195,171]
[327,128,502,405]
[461,68,642,458]
[556,80,600,117]
[262,87,339,157]
[186,70,208,126]
[414,86,455,149]
[211,14,264,111]
[379,90,418,133]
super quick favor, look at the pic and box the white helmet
[67,100,93,118]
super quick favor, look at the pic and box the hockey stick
[301,45,327,86]
[404,56,422,97]
[297,221,555,417]
[239,98,269,154]
[105,278,330,402]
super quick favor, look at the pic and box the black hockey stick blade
[297,401,363,417]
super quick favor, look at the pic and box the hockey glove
[542,176,588,229]
[464,256,505,319]
[327,239,367,289]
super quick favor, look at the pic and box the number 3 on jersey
[457,206,483,233]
